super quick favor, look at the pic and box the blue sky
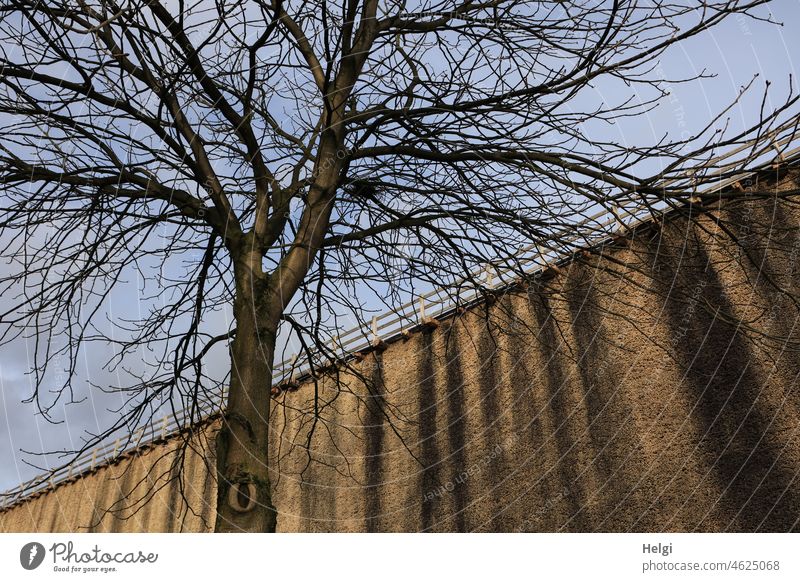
[1,0,799,495]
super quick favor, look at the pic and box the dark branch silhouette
[0,0,798,531]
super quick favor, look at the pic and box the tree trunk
[215,252,278,532]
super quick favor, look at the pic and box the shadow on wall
[652,207,800,531]
[2,170,800,533]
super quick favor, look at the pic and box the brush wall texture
[3,169,800,532]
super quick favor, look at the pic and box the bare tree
[0,0,798,532]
